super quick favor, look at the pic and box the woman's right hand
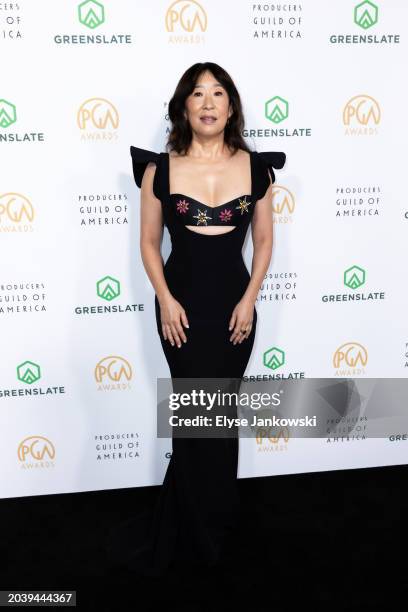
[159,295,189,347]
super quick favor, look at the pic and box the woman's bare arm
[140,163,189,347]
[229,173,273,344]
[139,162,170,302]
[245,173,274,303]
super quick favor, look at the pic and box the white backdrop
[1,0,407,499]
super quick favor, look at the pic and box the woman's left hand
[229,297,255,345]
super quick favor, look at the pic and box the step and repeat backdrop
[1,0,407,499]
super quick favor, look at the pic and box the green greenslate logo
[344,265,366,289]
[97,276,120,301]
[354,1,378,29]
[0,99,17,128]
[263,347,285,370]
[265,96,289,124]
[78,0,105,29]
[17,361,41,384]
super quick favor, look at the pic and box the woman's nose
[203,97,214,109]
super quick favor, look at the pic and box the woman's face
[184,70,232,138]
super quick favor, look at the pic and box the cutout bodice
[129,146,286,233]
[170,193,253,226]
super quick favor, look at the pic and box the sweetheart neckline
[166,151,254,209]
[169,193,252,210]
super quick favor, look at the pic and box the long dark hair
[166,62,251,156]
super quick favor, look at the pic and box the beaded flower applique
[176,199,189,213]
[173,195,251,226]
[219,208,233,222]
[235,196,251,215]
[193,208,212,225]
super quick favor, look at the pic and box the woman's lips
[200,116,217,124]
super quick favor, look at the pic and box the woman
[130,62,286,575]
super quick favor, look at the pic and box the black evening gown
[128,145,286,574]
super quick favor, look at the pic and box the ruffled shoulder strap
[253,150,286,200]
[129,145,163,200]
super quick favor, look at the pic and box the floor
[1,465,406,611]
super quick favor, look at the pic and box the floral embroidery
[235,196,251,215]
[193,208,212,225]
[219,208,233,222]
[176,198,189,213]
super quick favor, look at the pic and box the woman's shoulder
[130,145,161,166]
[129,145,165,199]
[258,150,286,171]
[130,145,163,182]
[252,149,286,170]
[251,148,286,200]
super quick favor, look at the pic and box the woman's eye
[192,90,223,97]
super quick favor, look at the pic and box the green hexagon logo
[354,1,378,29]
[0,99,17,128]
[17,360,41,384]
[344,265,366,289]
[97,275,120,301]
[265,96,289,124]
[263,346,285,370]
[78,0,105,29]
